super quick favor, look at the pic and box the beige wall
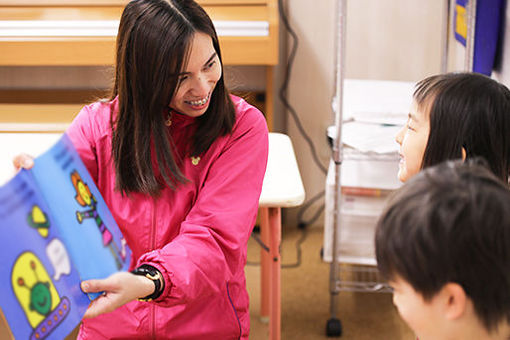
[283,0,445,227]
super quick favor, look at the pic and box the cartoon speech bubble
[46,239,71,280]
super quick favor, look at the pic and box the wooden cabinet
[0,0,278,131]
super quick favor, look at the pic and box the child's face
[169,32,222,118]
[395,100,430,182]
[389,276,442,340]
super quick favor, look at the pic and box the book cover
[0,133,131,340]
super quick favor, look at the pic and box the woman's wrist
[131,264,165,301]
[132,273,156,300]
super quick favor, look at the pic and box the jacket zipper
[150,197,157,340]
[226,282,242,339]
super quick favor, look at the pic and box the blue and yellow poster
[454,0,505,75]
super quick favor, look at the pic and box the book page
[31,134,131,289]
[0,169,89,340]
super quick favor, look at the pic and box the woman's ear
[461,147,467,161]
[441,283,468,321]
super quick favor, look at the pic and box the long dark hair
[413,72,510,183]
[111,0,235,195]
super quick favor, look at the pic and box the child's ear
[441,283,467,320]
[461,147,467,160]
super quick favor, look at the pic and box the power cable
[248,0,329,268]
[278,0,327,232]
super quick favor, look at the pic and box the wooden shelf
[0,1,278,66]
[0,0,278,131]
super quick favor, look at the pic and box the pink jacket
[67,95,268,339]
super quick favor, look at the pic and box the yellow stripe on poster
[455,4,467,40]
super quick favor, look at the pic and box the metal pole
[465,0,477,71]
[441,0,452,73]
[329,0,346,320]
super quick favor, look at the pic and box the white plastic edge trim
[0,20,269,37]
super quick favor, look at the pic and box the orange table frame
[258,133,304,340]
[259,207,282,339]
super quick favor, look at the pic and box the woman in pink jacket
[17,0,268,338]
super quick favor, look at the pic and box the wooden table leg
[268,207,281,340]
[260,207,270,322]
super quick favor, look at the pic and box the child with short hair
[375,160,510,340]
[396,72,510,183]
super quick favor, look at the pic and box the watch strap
[131,264,164,301]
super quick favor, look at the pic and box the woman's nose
[190,75,209,95]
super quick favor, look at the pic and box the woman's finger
[81,272,126,294]
[81,279,113,294]
[82,294,116,319]
[12,154,34,170]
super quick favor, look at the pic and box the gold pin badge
[191,156,201,165]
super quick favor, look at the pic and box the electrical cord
[278,0,328,232]
[277,0,328,177]
[246,227,308,268]
[281,227,307,268]
[297,190,325,226]
[247,0,328,268]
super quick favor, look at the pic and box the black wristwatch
[131,264,164,301]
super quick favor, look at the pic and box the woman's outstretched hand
[81,271,155,319]
[13,153,34,170]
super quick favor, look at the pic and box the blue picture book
[0,133,131,340]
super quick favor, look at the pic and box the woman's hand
[13,153,34,170]
[81,271,155,319]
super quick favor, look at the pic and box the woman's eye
[206,60,216,69]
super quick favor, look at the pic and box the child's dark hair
[375,159,510,332]
[413,72,510,183]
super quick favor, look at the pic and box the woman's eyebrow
[178,52,217,76]
[203,52,217,66]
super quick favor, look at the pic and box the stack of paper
[324,79,415,264]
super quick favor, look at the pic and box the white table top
[0,132,306,209]
[259,133,305,208]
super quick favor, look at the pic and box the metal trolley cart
[324,0,477,336]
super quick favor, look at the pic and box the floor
[246,225,414,340]
[0,226,414,340]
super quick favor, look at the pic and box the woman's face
[395,100,430,182]
[169,32,222,117]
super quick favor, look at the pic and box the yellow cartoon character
[27,205,50,238]
[12,252,70,340]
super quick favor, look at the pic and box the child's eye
[405,117,416,131]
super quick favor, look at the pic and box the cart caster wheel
[326,318,342,337]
